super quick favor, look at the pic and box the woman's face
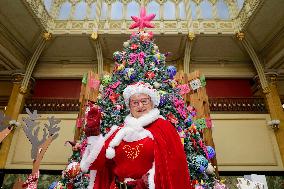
[129,93,154,118]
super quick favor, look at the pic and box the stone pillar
[264,73,284,164]
[0,73,34,168]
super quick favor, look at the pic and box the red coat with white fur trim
[89,118,192,189]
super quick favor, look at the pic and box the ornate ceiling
[0,0,283,80]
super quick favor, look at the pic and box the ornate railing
[209,97,267,113]
[23,98,80,112]
[22,97,270,113]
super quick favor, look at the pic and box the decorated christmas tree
[50,7,223,189]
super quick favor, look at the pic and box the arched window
[44,0,53,13]
[237,0,245,10]
[217,0,230,19]
[191,2,197,20]
[111,1,123,20]
[200,0,212,19]
[89,3,96,20]
[58,1,72,20]
[100,2,108,20]
[73,1,87,20]
[179,2,186,20]
[147,1,160,20]
[164,1,175,20]
[127,1,140,20]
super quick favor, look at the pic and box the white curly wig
[123,82,160,108]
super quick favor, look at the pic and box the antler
[22,108,47,160]
[44,116,60,140]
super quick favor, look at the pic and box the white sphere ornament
[205,163,215,174]
[153,82,161,89]
[154,45,158,51]
[123,41,130,48]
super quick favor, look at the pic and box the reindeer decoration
[0,111,20,143]
[13,108,61,189]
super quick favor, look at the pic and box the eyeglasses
[130,98,151,107]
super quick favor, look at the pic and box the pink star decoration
[129,7,156,30]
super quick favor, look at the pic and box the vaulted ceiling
[0,0,283,80]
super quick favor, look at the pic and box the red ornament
[66,162,81,178]
[109,92,120,104]
[166,113,179,125]
[145,71,155,79]
[66,183,73,189]
[130,43,139,50]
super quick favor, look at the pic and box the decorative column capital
[91,32,98,40]
[236,31,245,41]
[265,72,278,84]
[42,32,52,41]
[188,32,195,41]
[11,73,25,84]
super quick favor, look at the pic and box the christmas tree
[96,8,217,188]
[50,7,220,189]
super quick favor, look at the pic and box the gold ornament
[236,31,245,41]
[91,32,98,40]
[42,32,52,41]
[188,32,195,41]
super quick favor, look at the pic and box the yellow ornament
[170,80,178,88]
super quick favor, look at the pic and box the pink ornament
[177,84,191,95]
[206,117,213,128]
[129,7,156,30]
[130,43,139,50]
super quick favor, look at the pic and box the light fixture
[267,119,280,130]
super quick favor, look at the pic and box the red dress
[89,118,192,189]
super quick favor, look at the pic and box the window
[58,1,72,20]
[164,1,175,20]
[217,0,230,19]
[200,0,213,19]
[179,1,186,20]
[111,1,123,20]
[100,2,108,20]
[237,0,245,10]
[127,1,140,19]
[89,3,96,19]
[73,1,87,20]
[44,0,53,13]
[147,1,160,20]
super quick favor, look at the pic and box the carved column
[0,33,50,168]
[0,73,34,168]
[238,33,284,164]
[264,73,284,164]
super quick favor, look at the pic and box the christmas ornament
[130,43,139,50]
[153,82,161,89]
[113,51,123,62]
[145,71,155,79]
[154,45,158,51]
[196,155,209,171]
[123,68,136,80]
[177,84,191,95]
[169,79,178,88]
[167,113,179,125]
[166,65,177,79]
[102,75,112,86]
[82,73,87,84]
[190,78,202,90]
[195,118,207,130]
[109,92,120,104]
[66,162,81,178]
[206,146,216,159]
[129,7,156,30]
[55,181,64,189]
[123,41,130,48]
[48,181,58,189]
[159,95,167,106]
[205,163,215,174]
[140,32,151,41]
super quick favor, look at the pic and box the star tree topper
[129,7,156,30]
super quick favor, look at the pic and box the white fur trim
[80,135,104,172]
[148,162,155,189]
[87,170,97,189]
[106,147,115,159]
[105,125,119,139]
[123,82,160,108]
[106,108,160,159]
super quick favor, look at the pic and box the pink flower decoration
[129,7,156,30]
[129,53,137,65]
[138,52,145,65]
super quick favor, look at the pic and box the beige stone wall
[5,114,75,170]
[5,113,284,171]
[212,114,283,171]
